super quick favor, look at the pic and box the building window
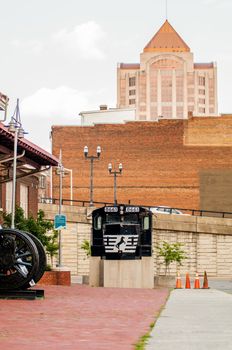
[176,106,184,118]
[161,74,172,102]
[199,107,205,113]
[129,89,136,96]
[20,184,29,218]
[129,99,136,105]
[187,74,194,85]
[129,77,136,87]
[188,88,194,95]
[162,106,172,118]
[39,175,46,189]
[5,181,12,214]
[199,98,205,104]
[198,76,205,86]
[176,75,184,103]
[199,89,205,95]
[188,97,194,103]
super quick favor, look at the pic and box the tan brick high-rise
[117,20,218,120]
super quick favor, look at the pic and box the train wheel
[0,229,39,290]
[21,232,47,288]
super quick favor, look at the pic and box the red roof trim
[0,123,58,166]
[194,63,214,69]
[119,63,140,70]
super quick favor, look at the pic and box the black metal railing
[39,197,232,219]
[40,197,115,208]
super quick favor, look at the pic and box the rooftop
[144,20,190,53]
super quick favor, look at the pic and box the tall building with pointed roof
[117,20,218,120]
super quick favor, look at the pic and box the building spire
[143,20,190,53]
[165,0,168,20]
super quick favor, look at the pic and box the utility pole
[108,163,123,206]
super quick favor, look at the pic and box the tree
[156,241,187,275]
[45,230,59,267]
[2,206,59,268]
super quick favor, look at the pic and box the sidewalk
[145,289,232,350]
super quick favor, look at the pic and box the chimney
[188,111,193,119]
[99,104,108,111]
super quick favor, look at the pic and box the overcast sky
[0,0,232,150]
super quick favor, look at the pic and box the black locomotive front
[91,205,152,259]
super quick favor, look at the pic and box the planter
[154,275,176,288]
[37,270,71,286]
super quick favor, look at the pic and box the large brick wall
[52,116,232,210]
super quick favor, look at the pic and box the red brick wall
[51,117,232,210]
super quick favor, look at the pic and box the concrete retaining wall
[39,203,232,278]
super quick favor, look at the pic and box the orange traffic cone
[202,271,209,289]
[175,272,182,289]
[194,272,200,289]
[185,273,191,289]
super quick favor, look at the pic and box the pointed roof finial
[166,0,168,20]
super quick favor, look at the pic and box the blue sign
[54,214,67,230]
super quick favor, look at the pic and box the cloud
[11,39,44,54]
[52,21,106,60]
[10,21,106,60]
[20,86,102,150]
[21,86,91,120]
[203,0,231,7]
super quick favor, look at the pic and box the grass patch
[134,289,172,350]
[134,322,155,350]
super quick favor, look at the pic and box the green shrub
[81,239,91,257]
[156,241,187,275]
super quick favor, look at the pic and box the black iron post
[84,146,101,206]
[108,163,123,206]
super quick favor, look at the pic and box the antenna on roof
[165,0,168,20]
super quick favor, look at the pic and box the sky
[0,0,232,151]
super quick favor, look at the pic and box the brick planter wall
[37,271,71,286]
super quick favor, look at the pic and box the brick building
[52,115,232,212]
[117,20,218,120]
[0,121,58,217]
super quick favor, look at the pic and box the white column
[157,69,162,117]
[172,69,177,119]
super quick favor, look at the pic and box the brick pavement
[0,285,169,350]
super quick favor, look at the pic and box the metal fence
[39,197,232,219]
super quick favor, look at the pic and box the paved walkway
[0,285,168,350]
[146,289,232,350]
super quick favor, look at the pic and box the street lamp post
[8,99,25,229]
[56,149,65,267]
[108,163,123,206]
[84,146,101,206]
